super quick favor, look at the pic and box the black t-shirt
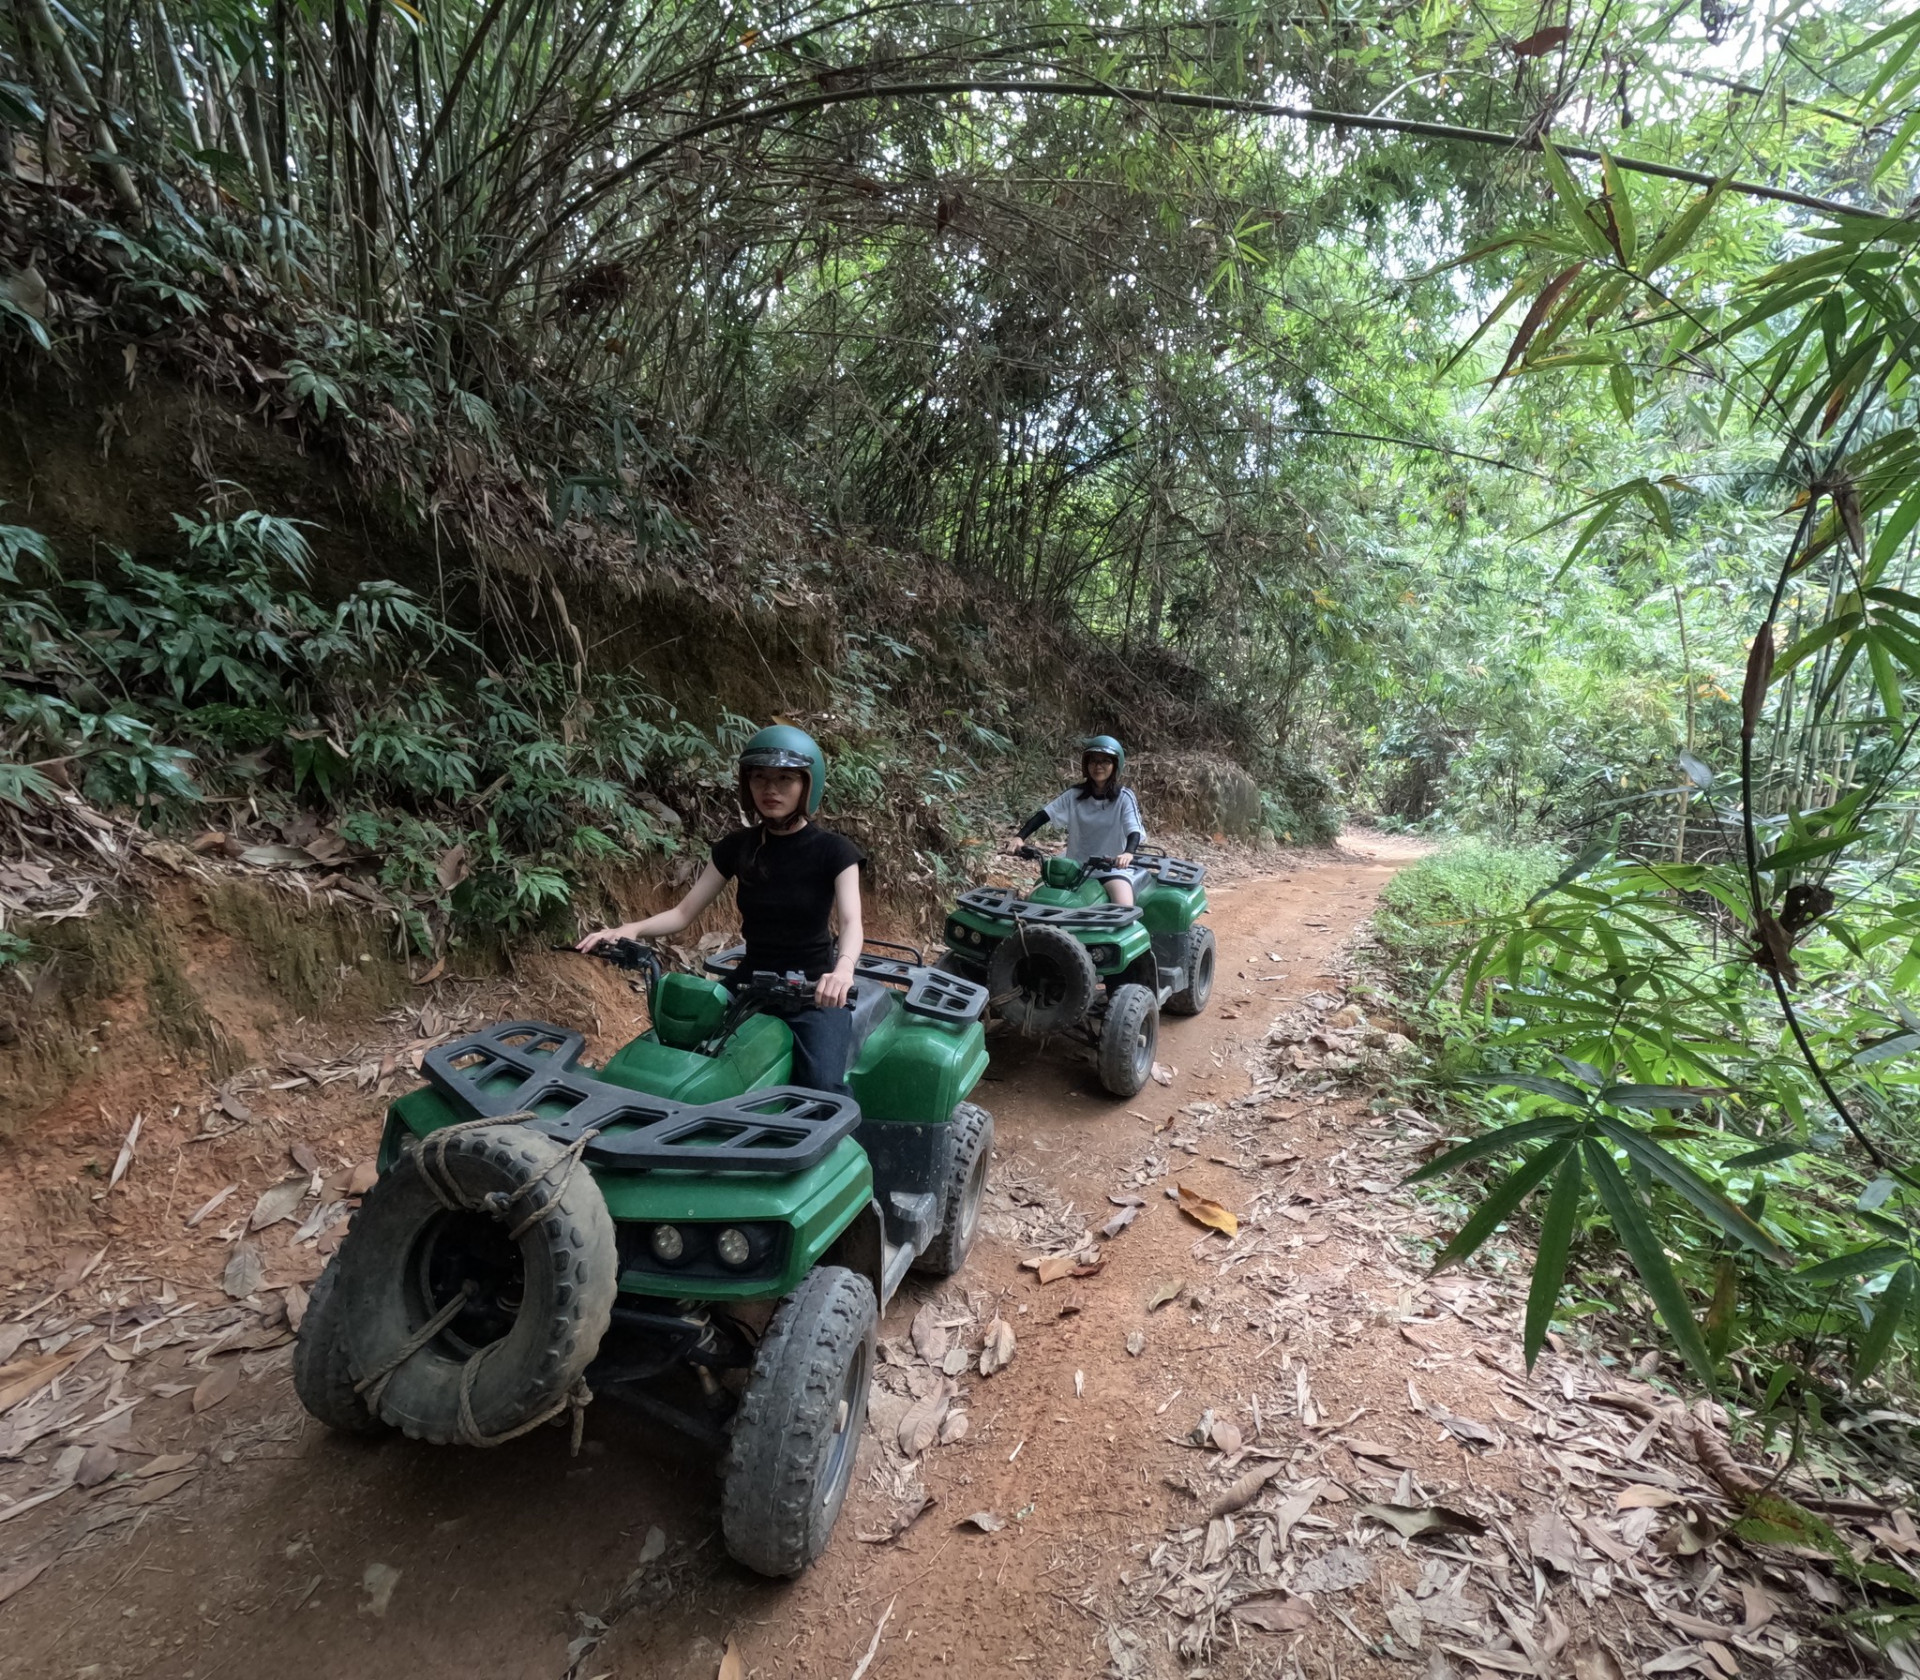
[710,822,864,979]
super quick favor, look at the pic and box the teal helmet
[1081,734,1126,778]
[739,723,826,816]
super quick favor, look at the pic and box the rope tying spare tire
[350,1113,602,1452]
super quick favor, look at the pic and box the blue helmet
[738,723,826,816]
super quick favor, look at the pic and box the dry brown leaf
[1528,1507,1584,1574]
[1292,1546,1372,1595]
[717,1636,745,1680]
[1176,1183,1239,1237]
[1358,1503,1487,1541]
[1207,1460,1288,1520]
[1125,1331,1146,1356]
[978,1318,1016,1377]
[910,1303,947,1366]
[898,1384,953,1457]
[1616,1484,1686,1510]
[959,1511,1005,1533]
[223,1243,265,1300]
[1101,1204,1140,1239]
[1150,1061,1175,1086]
[0,1345,96,1414]
[1233,1593,1314,1633]
[1146,1278,1183,1311]
[1201,1515,1234,1567]
[857,1491,934,1544]
[938,1410,969,1445]
[1738,1583,1776,1632]
[124,1468,198,1505]
[1641,1649,1706,1676]
[1029,1251,1083,1285]
[185,1184,237,1228]
[250,1177,308,1230]
[348,1159,379,1196]
[192,1361,239,1413]
[74,1445,118,1488]
[0,1559,50,1608]
[1439,1646,1535,1675]
[1212,1418,1243,1457]
[1269,1481,1323,1549]
[135,1452,198,1478]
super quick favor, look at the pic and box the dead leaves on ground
[1175,1183,1238,1238]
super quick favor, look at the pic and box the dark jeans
[779,1002,853,1096]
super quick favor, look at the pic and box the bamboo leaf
[1600,152,1637,265]
[1524,1144,1584,1369]
[1583,1139,1717,1386]
[1404,1115,1586,1184]
[1432,1140,1574,1273]
[1591,1119,1791,1264]
[1853,1263,1916,1384]
[1793,1243,1909,1285]
[1539,143,1612,259]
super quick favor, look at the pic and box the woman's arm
[1015,807,1052,840]
[815,864,863,1007]
[576,863,728,950]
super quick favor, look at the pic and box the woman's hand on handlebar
[1114,852,1134,868]
[576,922,641,953]
[815,968,853,1008]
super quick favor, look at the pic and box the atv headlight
[1089,943,1120,968]
[715,1226,752,1268]
[649,1224,686,1263]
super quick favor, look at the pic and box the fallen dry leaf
[1439,1647,1535,1675]
[1232,1593,1314,1633]
[978,1318,1016,1377]
[1617,1484,1686,1510]
[193,1361,240,1413]
[717,1637,745,1680]
[1146,1278,1183,1311]
[1125,1331,1145,1356]
[1101,1204,1140,1239]
[898,1384,953,1457]
[348,1159,379,1196]
[223,1243,265,1300]
[1207,1460,1288,1520]
[0,1559,50,1608]
[1569,1641,1629,1680]
[135,1452,198,1478]
[1150,1061,1174,1085]
[1027,1250,1085,1285]
[1292,1546,1373,1595]
[1529,1508,1584,1574]
[910,1303,946,1366]
[185,1184,238,1228]
[106,1113,142,1193]
[959,1511,1005,1533]
[857,1491,935,1544]
[249,1177,309,1230]
[938,1410,969,1445]
[124,1468,198,1505]
[1358,1503,1487,1541]
[1176,1184,1239,1238]
[1738,1583,1775,1632]
[1212,1418,1243,1457]
[0,1345,96,1414]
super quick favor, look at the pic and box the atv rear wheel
[721,1265,877,1577]
[986,923,1098,1035]
[292,1257,387,1436]
[914,1102,993,1276]
[1097,983,1159,1096]
[1164,925,1216,1017]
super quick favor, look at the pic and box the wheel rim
[1012,954,1071,1011]
[956,1143,988,1255]
[410,1209,524,1358]
[819,1334,872,1517]
[1195,939,1215,998]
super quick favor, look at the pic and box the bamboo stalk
[21,0,143,213]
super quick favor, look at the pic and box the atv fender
[821,1198,887,1304]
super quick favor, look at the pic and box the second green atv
[293,938,991,1578]
[939,846,1214,1097]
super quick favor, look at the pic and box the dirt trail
[0,837,1817,1680]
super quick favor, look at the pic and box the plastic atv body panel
[382,953,989,1307]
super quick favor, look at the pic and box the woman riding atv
[1016,735,1146,908]
[578,724,864,1094]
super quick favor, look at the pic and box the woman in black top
[577,725,864,1093]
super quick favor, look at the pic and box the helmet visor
[740,749,814,773]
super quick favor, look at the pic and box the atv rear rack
[423,1022,859,1173]
[1128,851,1207,887]
[953,886,1144,930]
[702,946,989,1026]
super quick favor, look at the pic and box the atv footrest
[423,1021,859,1173]
[1128,851,1206,887]
[954,887,1143,930]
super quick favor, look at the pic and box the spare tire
[338,1123,617,1446]
[986,923,1099,1035]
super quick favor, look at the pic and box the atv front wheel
[721,1265,877,1577]
[292,1258,388,1436]
[1164,925,1217,1017]
[1097,983,1159,1096]
[914,1102,993,1277]
[986,923,1098,1034]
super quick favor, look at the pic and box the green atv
[939,846,1214,1098]
[292,938,992,1578]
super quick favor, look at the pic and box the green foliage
[0,510,732,950]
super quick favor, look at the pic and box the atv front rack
[702,946,989,1025]
[423,1022,859,1173]
[954,886,1144,930]
[1129,851,1207,887]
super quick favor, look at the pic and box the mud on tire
[337,1123,617,1445]
[1097,983,1159,1096]
[1164,925,1216,1017]
[914,1101,993,1277]
[986,922,1099,1034]
[721,1265,877,1577]
[293,1257,387,1436]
